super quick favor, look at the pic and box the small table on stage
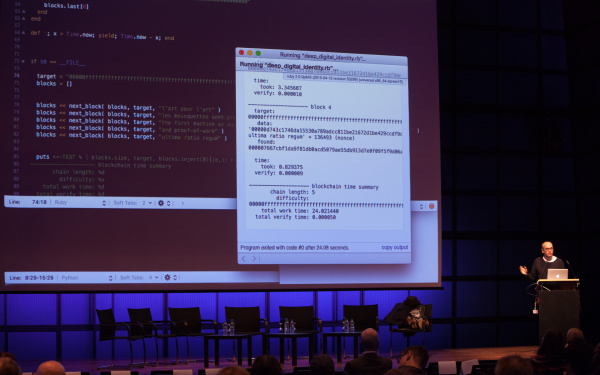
[204,333,253,368]
[322,331,361,363]
[262,332,314,366]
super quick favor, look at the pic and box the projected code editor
[236,48,412,265]
[5,0,239,207]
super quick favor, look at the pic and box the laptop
[547,268,568,279]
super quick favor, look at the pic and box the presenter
[519,241,565,281]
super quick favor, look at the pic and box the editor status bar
[5,196,435,211]
[5,271,279,284]
[4,196,236,209]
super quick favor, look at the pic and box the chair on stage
[127,307,180,366]
[225,306,268,335]
[342,304,380,332]
[279,305,323,356]
[168,307,218,364]
[224,306,268,360]
[279,305,323,334]
[385,297,432,357]
[96,308,146,369]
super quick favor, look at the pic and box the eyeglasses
[396,353,407,363]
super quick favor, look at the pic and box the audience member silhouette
[251,355,282,375]
[565,328,584,347]
[310,354,335,375]
[344,328,393,375]
[529,329,565,375]
[0,357,21,375]
[495,355,533,375]
[0,354,16,362]
[563,337,592,375]
[35,361,65,375]
[385,345,429,375]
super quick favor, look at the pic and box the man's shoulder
[344,357,363,369]
[344,354,394,375]
[381,355,393,365]
[345,353,392,367]
[363,352,393,362]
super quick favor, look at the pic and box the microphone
[565,259,580,290]
[566,259,578,279]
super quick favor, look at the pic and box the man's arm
[520,258,541,281]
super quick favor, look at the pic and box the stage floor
[17,346,537,374]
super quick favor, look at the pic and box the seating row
[96,303,432,369]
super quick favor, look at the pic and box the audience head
[0,357,21,375]
[0,354,16,362]
[360,328,380,352]
[309,354,335,375]
[396,345,429,370]
[35,361,65,375]
[495,355,533,375]
[217,366,250,375]
[537,328,564,359]
[563,338,592,375]
[565,328,584,346]
[251,354,282,375]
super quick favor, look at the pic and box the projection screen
[0,0,441,291]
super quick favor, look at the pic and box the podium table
[537,279,580,344]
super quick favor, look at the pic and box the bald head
[540,242,554,260]
[35,361,65,375]
[360,328,379,351]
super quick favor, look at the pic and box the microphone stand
[566,259,580,289]
[536,281,551,291]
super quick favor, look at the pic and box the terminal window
[236,48,411,265]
